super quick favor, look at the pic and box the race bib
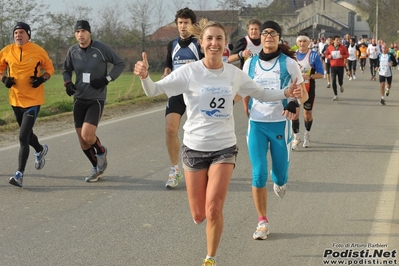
[199,86,233,119]
[331,51,340,59]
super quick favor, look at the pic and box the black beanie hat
[260,21,282,39]
[13,22,31,39]
[74,20,91,33]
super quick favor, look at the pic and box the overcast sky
[42,0,261,25]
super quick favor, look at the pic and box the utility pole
[375,0,378,40]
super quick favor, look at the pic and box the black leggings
[369,58,379,77]
[331,67,344,96]
[12,106,42,172]
[360,58,367,70]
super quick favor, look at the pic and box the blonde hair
[187,18,229,44]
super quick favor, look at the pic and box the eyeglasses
[261,31,279,37]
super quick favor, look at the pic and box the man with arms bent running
[63,20,125,182]
[163,8,203,188]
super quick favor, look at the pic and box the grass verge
[0,72,165,133]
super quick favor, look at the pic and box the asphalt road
[1,70,398,266]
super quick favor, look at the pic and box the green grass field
[0,72,166,131]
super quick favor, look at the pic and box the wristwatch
[106,75,112,82]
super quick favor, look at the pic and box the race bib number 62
[199,86,233,118]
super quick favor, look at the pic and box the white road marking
[0,107,165,152]
[367,140,399,246]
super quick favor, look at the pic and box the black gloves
[90,77,109,89]
[30,76,47,88]
[2,76,15,88]
[284,100,299,114]
[65,81,77,96]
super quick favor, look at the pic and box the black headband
[260,21,282,38]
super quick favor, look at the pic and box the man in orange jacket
[0,22,54,187]
[325,35,349,101]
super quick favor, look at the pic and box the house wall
[297,0,350,28]
[354,13,371,39]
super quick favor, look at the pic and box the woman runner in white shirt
[134,18,307,266]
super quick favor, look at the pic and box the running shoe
[332,96,338,101]
[9,171,23,187]
[165,167,183,188]
[381,99,386,105]
[202,258,216,266]
[85,167,103,182]
[349,76,352,81]
[274,183,287,198]
[291,134,301,150]
[303,131,310,148]
[96,147,108,174]
[385,86,390,97]
[326,84,331,88]
[35,144,48,170]
[353,75,356,80]
[253,220,270,240]
[340,86,344,93]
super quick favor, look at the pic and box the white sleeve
[140,75,164,97]
[242,58,250,74]
[287,58,304,84]
[237,71,286,101]
[140,66,190,97]
[250,86,286,102]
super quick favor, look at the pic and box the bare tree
[34,12,77,69]
[356,0,399,42]
[193,0,212,10]
[153,1,168,30]
[96,3,128,47]
[0,0,48,47]
[126,0,154,51]
[217,0,247,10]
[169,0,191,12]
[252,0,273,7]
[35,3,93,70]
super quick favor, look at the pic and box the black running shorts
[165,94,186,116]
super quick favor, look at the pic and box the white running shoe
[165,167,183,188]
[35,144,48,170]
[303,131,310,148]
[96,147,108,174]
[292,134,301,150]
[385,86,390,97]
[9,171,23,187]
[253,220,269,240]
[353,75,356,80]
[273,183,287,198]
[85,167,103,182]
[349,76,352,81]
[332,96,338,101]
